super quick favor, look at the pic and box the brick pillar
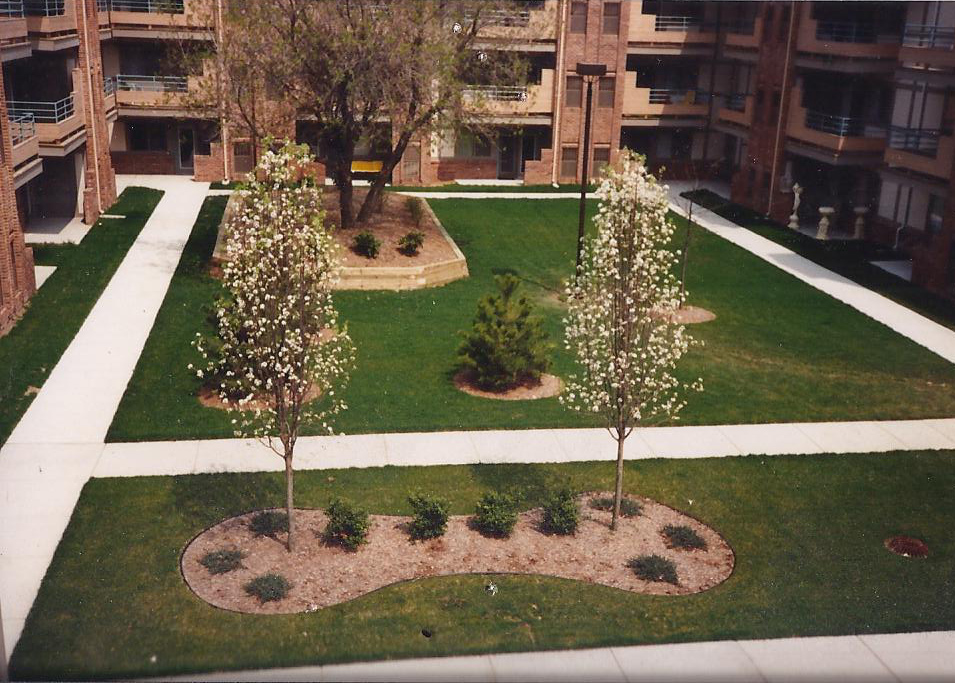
[0,76,36,335]
[76,0,117,224]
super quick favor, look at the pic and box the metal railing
[6,94,75,123]
[8,113,36,145]
[724,93,747,111]
[463,84,529,102]
[116,74,188,92]
[902,24,955,49]
[887,126,942,155]
[815,20,880,44]
[103,76,116,97]
[0,1,24,17]
[23,0,65,16]
[654,15,704,32]
[98,0,184,13]
[804,110,886,138]
[648,89,708,105]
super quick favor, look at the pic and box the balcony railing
[724,93,747,111]
[23,0,65,15]
[0,1,24,17]
[902,24,955,49]
[805,110,885,138]
[815,21,880,44]
[8,113,36,145]
[116,74,188,92]
[98,0,184,13]
[888,126,942,155]
[463,84,529,102]
[6,95,75,123]
[648,89,709,105]
[655,15,704,32]
[103,76,116,97]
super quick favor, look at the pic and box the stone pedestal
[853,206,869,240]
[817,207,835,241]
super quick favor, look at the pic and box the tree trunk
[284,453,295,552]
[355,132,414,224]
[338,171,355,230]
[611,433,626,531]
[680,209,692,306]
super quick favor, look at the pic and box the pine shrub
[353,231,381,259]
[473,491,519,538]
[408,493,451,540]
[541,488,578,535]
[199,549,244,575]
[398,231,425,256]
[662,524,707,550]
[589,496,643,517]
[244,573,292,602]
[457,275,553,391]
[248,510,289,537]
[324,499,369,551]
[628,555,678,584]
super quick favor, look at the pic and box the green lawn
[107,196,955,442]
[10,451,955,680]
[387,183,595,193]
[683,188,955,333]
[0,188,162,446]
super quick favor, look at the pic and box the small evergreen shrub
[353,231,381,259]
[541,488,578,535]
[662,524,707,550]
[248,510,289,537]
[199,549,244,575]
[457,275,553,391]
[408,493,451,540]
[244,573,292,602]
[406,197,425,228]
[628,555,678,585]
[398,231,425,256]
[473,491,519,538]
[590,496,643,517]
[324,499,369,551]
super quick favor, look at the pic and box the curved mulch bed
[454,372,563,401]
[884,535,929,558]
[181,493,735,615]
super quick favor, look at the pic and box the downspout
[217,0,230,180]
[78,0,103,217]
[550,0,568,185]
[767,1,796,217]
[701,2,722,173]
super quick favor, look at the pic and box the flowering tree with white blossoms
[562,150,702,531]
[194,141,355,552]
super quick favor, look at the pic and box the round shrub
[398,230,425,256]
[353,231,381,259]
[199,549,244,575]
[541,488,578,535]
[248,510,289,537]
[662,524,707,550]
[589,496,643,518]
[408,493,450,540]
[244,573,291,603]
[628,555,678,585]
[473,491,518,538]
[324,499,369,551]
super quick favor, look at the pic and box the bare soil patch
[181,493,735,615]
[198,385,323,412]
[884,535,929,558]
[653,306,716,324]
[454,371,563,401]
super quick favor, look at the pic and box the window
[566,75,583,107]
[570,2,587,33]
[598,76,615,107]
[602,2,620,35]
[128,122,167,152]
[454,132,492,158]
[927,194,945,234]
[561,146,578,178]
[593,147,611,175]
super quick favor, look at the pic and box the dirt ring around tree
[453,371,563,401]
[181,493,735,615]
[658,306,717,325]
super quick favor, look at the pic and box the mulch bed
[453,372,563,401]
[181,493,735,615]
[670,306,717,325]
[884,535,929,558]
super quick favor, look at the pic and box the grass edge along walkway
[0,187,163,446]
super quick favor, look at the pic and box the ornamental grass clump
[244,573,292,603]
[662,524,707,550]
[457,275,553,391]
[563,150,702,530]
[192,141,355,553]
[540,488,579,535]
[473,491,519,538]
[628,554,678,585]
[324,499,369,551]
[408,493,450,540]
[199,549,244,575]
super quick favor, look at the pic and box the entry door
[178,127,195,173]
[498,133,520,179]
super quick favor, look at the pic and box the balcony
[723,17,762,50]
[900,24,955,68]
[23,0,79,41]
[796,8,900,63]
[717,93,753,128]
[114,74,196,113]
[0,1,29,58]
[884,126,955,180]
[623,83,710,118]
[628,13,716,47]
[103,0,213,38]
[6,93,85,153]
[787,94,887,157]
[9,111,39,167]
[463,70,553,117]
[475,0,558,42]
[103,75,117,116]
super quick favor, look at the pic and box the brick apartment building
[1,0,954,330]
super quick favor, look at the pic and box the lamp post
[575,62,607,278]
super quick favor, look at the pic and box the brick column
[0,76,37,335]
[76,0,117,223]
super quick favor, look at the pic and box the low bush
[324,499,369,551]
[662,524,707,550]
[406,197,425,228]
[244,573,292,603]
[199,549,244,575]
[473,491,519,538]
[398,231,425,257]
[353,231,381,259]
[541,488,578,535]
[628,555,678,585]
[248,510,289,537]
[589,496,643,517]
[408,493,450,540]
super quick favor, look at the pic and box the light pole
[575,62,607,278]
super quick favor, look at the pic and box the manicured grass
[683,188,955,332]
[0,188,163,445]
[10,451,955,680]
[108,196,955,442]
[388,183,595,193]
[209,180,241,190]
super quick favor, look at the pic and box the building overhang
[795,54,897,74]
[713,121,749,138]
[13,156,43,189]
[39,128,86,157]
[627,44,712,57]
[110,27,213,40]
[1,42,32,62]
[29,34,79,51]
[785,139,885,167]
[117,106,217,120]
[473,39,556,53]
[894,67,955,88]
[621,117,707,128]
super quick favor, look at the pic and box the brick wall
[431,159,498,182]
[111,151,177,175]
[194,142,226,182]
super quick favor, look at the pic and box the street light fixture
[574,62,607,278]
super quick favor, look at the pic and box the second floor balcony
[902,24,955,50]
[628,12,716,47]
[717,93,753,128]
[0,1,28,56]
[462,70,553,117]
[23,0,79,41]
[6,92,84,151]
[787,92,887,157]
[797,4,901,63]
[623,81,710,118]
[0,0,24,17]
[884,126,955,180]
[8,111,40,170]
